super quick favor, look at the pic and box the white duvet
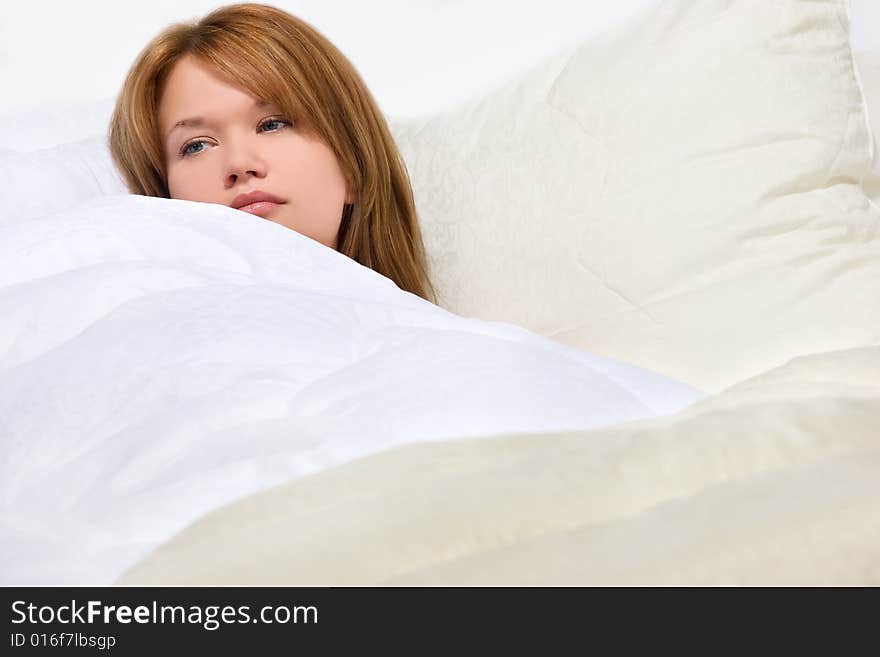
[0,195,703,585]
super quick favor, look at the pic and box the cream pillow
[395,0,880,393]
[856,49,880,203]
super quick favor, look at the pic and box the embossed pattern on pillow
[393,49,613,334]
[396,0,880,392]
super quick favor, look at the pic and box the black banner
[4,586,588,653]
[1,586,873,654]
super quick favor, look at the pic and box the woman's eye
[179,118,290,158]
[180,140,208,157]
[259,117,290,132]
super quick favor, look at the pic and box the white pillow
[0,136,128,223]
[0,98,117,153]
[394,0,880,392]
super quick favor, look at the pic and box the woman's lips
[237,201,282,217]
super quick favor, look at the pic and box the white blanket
[118,346,880,586]
[0,195,703,585]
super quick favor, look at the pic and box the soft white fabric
[0,98,118,153]
[856,50,880,201]
[0,136,128,222]
[394,0,880,392]
[0,195,703,585]
[116,346,880,587]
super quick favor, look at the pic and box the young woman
[109,2,435,302]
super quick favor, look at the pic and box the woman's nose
[224,142,267,184]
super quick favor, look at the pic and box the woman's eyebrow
[166,99,272,141]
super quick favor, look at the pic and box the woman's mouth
[236,201,281,217]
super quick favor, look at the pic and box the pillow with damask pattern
[395,0,880,392]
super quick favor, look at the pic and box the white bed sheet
[0,195,703,584]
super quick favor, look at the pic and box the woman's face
[158,55,352,249]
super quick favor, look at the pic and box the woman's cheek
[166,164,214,202]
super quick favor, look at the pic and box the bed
[1,0,879,585]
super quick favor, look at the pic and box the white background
[1,0,877,120]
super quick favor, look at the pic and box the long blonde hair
[109,2,435,303]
